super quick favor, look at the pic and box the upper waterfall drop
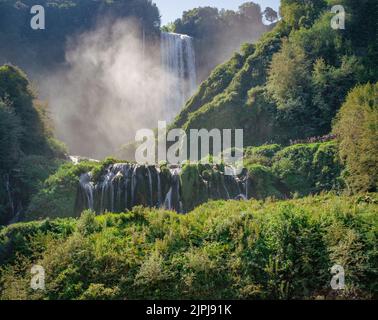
[161,32,197,119]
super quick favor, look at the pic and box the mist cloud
[41,19,173,159]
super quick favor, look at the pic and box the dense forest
[0,0,377,300]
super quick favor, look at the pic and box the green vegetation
[20,141,343,220]
[272,142,343,196]
[333,83,378,193]
[0,65,66,225]
[173,0,377,146]
[0,0,376,301]
[25,161,102,221]
[1,194,377,300]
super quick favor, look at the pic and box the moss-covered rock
[272,142,342,196]
[180,164,208,212]
[247,164,285,199]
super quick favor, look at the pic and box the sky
[153,0,281,25]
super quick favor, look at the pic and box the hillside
[172,0,377,146]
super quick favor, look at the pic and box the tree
[0,99,22,225]
[239,2,262,23]
[280,0,327,29]
[333,82,378,193]
[0,99,21,171]
[0,64,66,225]
[266,38,311,111]
[0,65,50,156]
[263,7,278,23]
[312,56,366,134]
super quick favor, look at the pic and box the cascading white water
[157,168,162,207]
[161,32,197,119]
[163,167,182,212]
[146,167,153,207]
[79,173,94,210]
[76,164,250,215]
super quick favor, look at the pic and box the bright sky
[153,0,281,25]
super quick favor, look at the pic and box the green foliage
[312,142,344,191]
[245,144,282,161]
[175,1,376,153]
[172,51,247,129]
[180,164,208,212]
[267,38,312,111]
[243,142,342,198]
[333,83,378,192]
[77,210,100,236]
[26,161,101,220]
[246,164,284,199]
[280,0,327,29]
[0,65,67,225]
[0,194,376,300]
[0,64,66,158]
[272,142,343,196]
[327,0,378,79]
[0,218,75,266]
[174,26,285,142]
[263,7,278,23]
[12,156,63,206]
[312,56,366,133]
[80,283,120,300]
[0,99,21,171]
[0,65,50,156]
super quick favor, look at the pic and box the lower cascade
[76,163,250,214]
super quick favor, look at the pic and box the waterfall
[76,164,250,215]
[163,167,182,212]
[4,174,14,217]
[146,167,153,207]
[131,165,138,207]
[79,173,94,210]
[157,168,162,207]
[161,32,197,118]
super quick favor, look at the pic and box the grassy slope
[1,193,377,300]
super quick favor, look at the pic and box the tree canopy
[333,82,378,193]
